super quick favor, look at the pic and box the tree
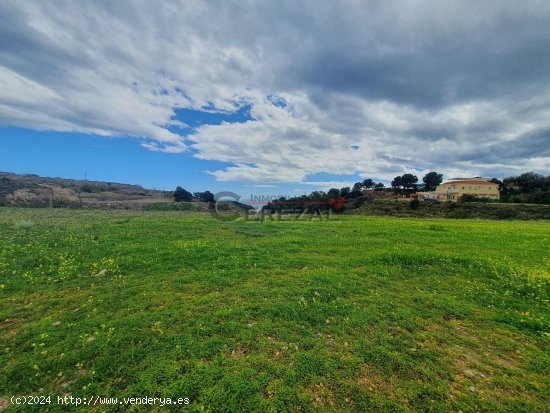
[422,172,443,191]
[392,174,418,193]
[490,178,504,191]
[193,191,214,202]
[510,172,547,193]
[309,191,326,202]
[173,186,193,202]
[353,182,363,192]
[362,179,375,190]
[391,176,402,190]
[340,187,351,197]
[374,182,385,191]
[501,172,550,204]
[401,174,419,192]
[350,188,363,198]
[327,188,340,199]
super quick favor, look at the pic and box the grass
[141,202,200,212]
[0,208,549,412]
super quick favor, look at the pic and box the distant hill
[3,171,547,219]
[0,172,171,208]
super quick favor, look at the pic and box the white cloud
[0,1,549,181]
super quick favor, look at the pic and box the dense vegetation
[1,208,548,412]
[257,172,550,214]
[496,172,550,204]
[352,199,550,220]
[2,171,549,211]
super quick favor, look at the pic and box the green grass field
[0,208,549,412]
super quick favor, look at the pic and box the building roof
[441,180,495,186]
[449,177,489,181]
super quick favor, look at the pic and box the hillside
[0,172,171,208]
[2,171,549,220]
[345,197,550,220]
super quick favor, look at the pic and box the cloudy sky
[0,0,549,193]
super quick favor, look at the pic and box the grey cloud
[299,31,549,109]
[0,3,93,88]
[0,0,549,180]
[460,129,550,163]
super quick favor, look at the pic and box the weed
[0,208,548,412]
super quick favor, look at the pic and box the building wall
[433,180,500,202]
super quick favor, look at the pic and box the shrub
[143,202,197,211]
[459,194,493,203]
[409,199,421,210]
[173,187,193,202]
[80,184,94,193]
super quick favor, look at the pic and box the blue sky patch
[171,104,252,136]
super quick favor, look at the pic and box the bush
[142,202,197,211]
[494,209,519,219]
[526,191,550,204]
[80,184,94,193]
[446,208,468,219]
[409,199,421,210]
[353,198,366,208]
[173,187,193,202]
[509,195,524,203]
[459,194,493,203]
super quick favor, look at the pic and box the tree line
[173,187,214,202]
[172,171,550,207]
[490,172,550,204]
[390,172,443,193]
[260,172,444,212]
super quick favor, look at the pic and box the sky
[1,1,549,196]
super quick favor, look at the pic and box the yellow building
[432,178,500,202]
